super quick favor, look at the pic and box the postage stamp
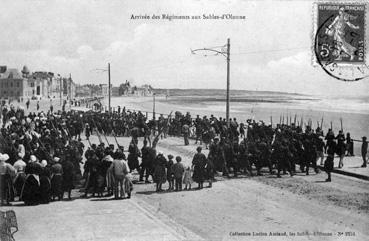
[312,1,369,81]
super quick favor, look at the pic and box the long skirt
[21,175,40,205]
[14,172,26,197]
[192,166,205,183]
[324,155,334,172]
[51,174,63,198]
[153,166,166,184]
[0,174,14,204]
[39,176,51,204]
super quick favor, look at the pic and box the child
[167,155,175,191]
[124,173,133,199]
[173,156,184,191]
[183,166,193,190]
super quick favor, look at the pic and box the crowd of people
[0,101,368,206]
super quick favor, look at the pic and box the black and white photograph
[0,0,368,240]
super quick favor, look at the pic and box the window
[16,81,20,87]
[10,82,13,87]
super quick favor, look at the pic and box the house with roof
[0,66,32,102]
[0,65,75,102]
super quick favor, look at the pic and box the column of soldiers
[1,101,367,205]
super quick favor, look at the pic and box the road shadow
[314,180,328,183]
[135,188,206,195]
[89,197,128,201]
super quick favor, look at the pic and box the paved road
[2,196,202,241]
[1,135,368,241]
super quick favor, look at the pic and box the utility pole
[108,63,111,113]
[153,92,156,120]
[59,76,62,106]
[191,38,231,127]
[226,38,230,127]
[69,73,72,109]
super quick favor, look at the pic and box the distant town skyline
[1,0,368,97]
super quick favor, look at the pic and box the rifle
[340,118,343,131]
[152,111,173,148]
[34,134,53,161]
[91,118,103,144]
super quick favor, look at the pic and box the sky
[0,0,368,96]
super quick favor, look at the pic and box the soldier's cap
[214,137,219,141]
[196,146,202,152]
[168,154,174,159]
[363,136,367,140]
[175,156,182,162]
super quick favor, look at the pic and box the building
[28,71,55,99]
[0,66,31,102]
[0,65,76,102]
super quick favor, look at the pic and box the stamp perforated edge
[311,1,368,67]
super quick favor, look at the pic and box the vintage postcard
[0,0,368,241]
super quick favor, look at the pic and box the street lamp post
[191,38,231,127]
[108,63,111,113]
[153,92,156,120]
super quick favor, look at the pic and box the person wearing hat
[192,147,207,189]
[39,160,52,204]
[166,154,175,191]
[153,151,167,192]
[0,153,16,205]
[21,155,42,205]
[139,139,155,183]
[362,136,368,168]
[316,136,325,166]
[324,139,336,182]
[50,157,63,201]
[62,155,75,200]
[110,151,129,199]
[13,153,27,198]
[173,156,185,191]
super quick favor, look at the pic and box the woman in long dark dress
[192,147,207,189]
[50,157,63,201]
[62,158,75,200]
[153,151,167,192]
[0,154,15,205]
[39,160,51,204]
[21,156,42,205]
